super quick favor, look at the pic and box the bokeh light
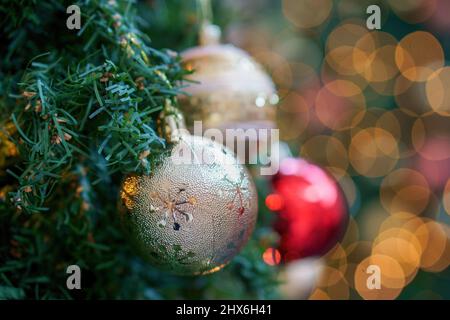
[444,180,450,216]
[426,67,450,116]
[300,135,349,177]
[232,0,450,300]
[372,231,421,284]
[395,31,444,82]
[388,0,437,24]
[412,114,450,161]
[349,127,399,177]
[265,193,284,211]
[416,221,448,271]
[355,254,406,300]
[315,80,366,131]
[263,247,282,266]
[277,90,310,140]
[316,266,350,300]
[282,0,333,29]
[380,168,431,215]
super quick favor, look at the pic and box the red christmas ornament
[268,158,348,262]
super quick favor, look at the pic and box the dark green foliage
[0,0,278,299]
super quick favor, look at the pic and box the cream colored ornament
[178,23,279,134]
[119,104,258,275]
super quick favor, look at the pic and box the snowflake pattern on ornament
[219,171,249,216]
[150,185,197,231]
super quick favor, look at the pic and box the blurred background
[1,0,450,300]
[140,0,450,300]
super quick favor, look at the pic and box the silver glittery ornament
[119,104,258,275]
[179,23,279,134]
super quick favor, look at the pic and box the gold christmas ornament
[119,104,258,275]
[178,23,279,133]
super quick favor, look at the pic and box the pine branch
[3,0,186,212]
[0,0,279,300]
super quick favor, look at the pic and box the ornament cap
[199,23,221,46]
[158,100,188,143]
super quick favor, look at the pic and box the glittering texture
[179,44,278,131]
[120,135,258,275]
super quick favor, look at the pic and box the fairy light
[265,194,284,211]
[262,247,281,266]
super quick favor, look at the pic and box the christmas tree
[1,0,449,301]
[0,0,278,299]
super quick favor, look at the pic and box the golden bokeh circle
[380,168,430,215]
[283,0,333,29]
[324,244,348,275]
[364,45,399,83]
[254,51,293,90]
[422,238,450,273]
[326,21,369,52]
[349,127,399,177]
[380,109,417,158]
[426,67,450,116]
[394,75,433,116]
[289,62,321,91]
[309,288,331,300]
[375,110,401,141]
[444,180,450,216]
[388,0,437,24]
[378,212,425,235]
[354,254,405,300]
[277,90,310,141]
[326,46,364,76]
[372,235,421,284]
[344,241,372,289]
[339,217,360,250]
[415,221,448,270]
[395,31,444,82]
[321,59,369,92]
[369,77,396,96]
[317,267,350,300]
[300,135,349,176]
[349,108,400,138]
[411,114,450,161]
[353,31,399,83]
